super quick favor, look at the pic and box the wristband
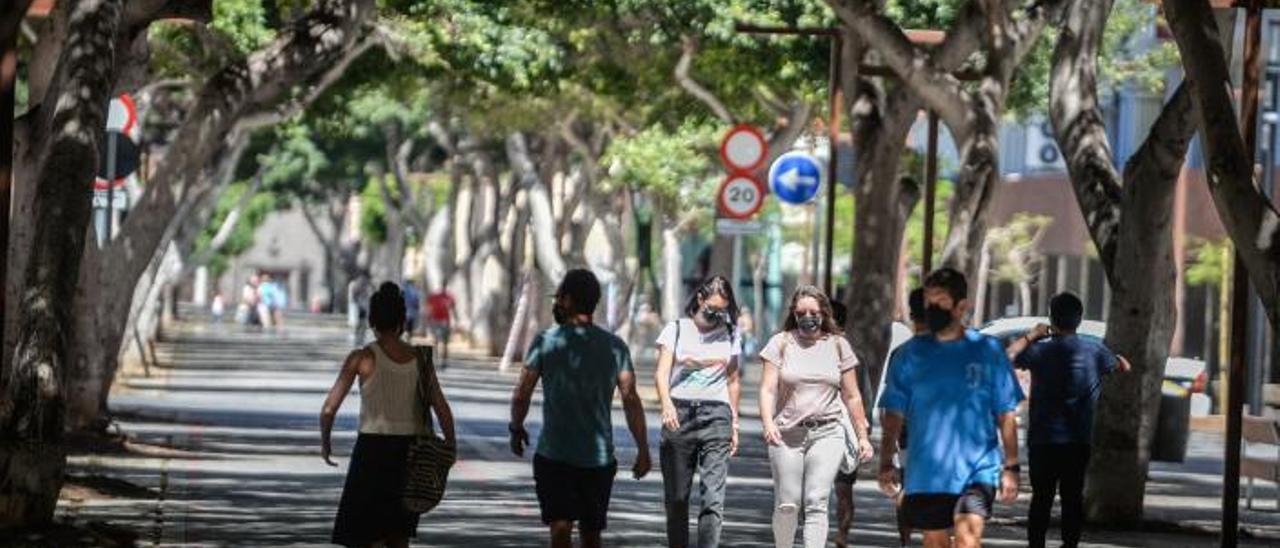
[508,423,524,434]
[1003,463,1021,473]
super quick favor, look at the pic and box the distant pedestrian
[759,285,873,548]
[654,275,742,548]
[737,307,757,357]
[321,282,456,548]
[1005,292,1131,548]
[210,292,225,324]
[238,274,261,327]
[256,272,275,328]
[426,286,456,368]
[350,272,373,346]
[403,281,423,339]
[877,268,1023,548]
[508,269,652,548]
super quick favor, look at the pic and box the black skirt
[332,433,421,546]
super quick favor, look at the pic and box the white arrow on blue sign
[768,151,823,205]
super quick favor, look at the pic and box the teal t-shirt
[878,329,1024,495]
[526,323,633,468]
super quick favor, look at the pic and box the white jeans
[767,421,845,548]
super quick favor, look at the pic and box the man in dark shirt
[1006,293,1131,548]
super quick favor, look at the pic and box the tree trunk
[0,0,123,528]
[507,132,566,285]
[1164,0,1280,329]
[1051,0,1200,525]
[939,88,1004,290]
[662,219,689,322]
[843,87,921,404]
[53,0,376,434]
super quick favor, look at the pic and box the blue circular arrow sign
[768,151,823,205]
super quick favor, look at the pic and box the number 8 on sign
[717,175,765,220]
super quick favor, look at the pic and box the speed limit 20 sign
[717,175,765,220]
[717,125,768,221]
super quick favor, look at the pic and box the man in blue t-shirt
[877,268,1023,548]
[509,269,652,548]
[1004,292,1130,548]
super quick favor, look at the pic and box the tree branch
[674,35,736,124]
[829,0,973,138]
[1163,0,1280,326]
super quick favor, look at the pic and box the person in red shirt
[426,287,456,369]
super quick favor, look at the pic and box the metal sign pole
[823,37,843,296]
[1224,2,1262,545]
[923,111,939,279]
[105,130,117,241]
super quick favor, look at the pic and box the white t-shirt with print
[655,318,741,404]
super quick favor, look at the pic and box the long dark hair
[782,284,843,335]
[683,275,740,338]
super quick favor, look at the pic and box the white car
[978,317,1211,416]
[871,317,1210,420]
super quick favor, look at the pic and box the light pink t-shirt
[759,331,859,430]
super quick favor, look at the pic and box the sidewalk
[47,319,1280,547]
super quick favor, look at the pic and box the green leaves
[603,122,720,213]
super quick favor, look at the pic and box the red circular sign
[719,125,767,173]
[717,174,766,220]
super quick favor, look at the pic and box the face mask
[700,307,725,326]
[552,301,568,324]
[925,304,954,334]
[796,314,821,333]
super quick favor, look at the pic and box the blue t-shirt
[879,329,1024,495]
[1014,335,1117,446]
[403,286,421,321]
[525,323,633,468]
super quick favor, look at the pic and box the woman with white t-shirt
[759,285,874,548]
[654,275,742,548]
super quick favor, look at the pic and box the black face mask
[925,304,954,334]
[796,314,822,333]
[552,301,569,324]
[700,307,725,326]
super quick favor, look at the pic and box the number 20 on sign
[717,175,765,220]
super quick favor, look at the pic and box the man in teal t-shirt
[509,269,651,548]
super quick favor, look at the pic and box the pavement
[47,313,1280,547]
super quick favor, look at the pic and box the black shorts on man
[533,454,617,532]
[902,483,995,531]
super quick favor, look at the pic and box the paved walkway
[50,317,1280,547]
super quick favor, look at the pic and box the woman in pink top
[759,285,873,548]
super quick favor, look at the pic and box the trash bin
[1152,391,1191,463]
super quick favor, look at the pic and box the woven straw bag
[402,346,456,514]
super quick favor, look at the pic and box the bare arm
[1007,324,1051,363]
[320,350,365,466]
[727,355,742,455]
[617,369,652,479]
[727,356,742,426]
[655,345,679,431]
[429,366,455,445]
[508,368,539,456]
[878,412,904,497]
[839,369,872,441]
[759,359,782,445]
[998,411,1020,503]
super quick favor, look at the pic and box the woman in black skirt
[321,282,455,547]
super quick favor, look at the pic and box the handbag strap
[414,346,439,436]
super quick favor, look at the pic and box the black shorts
[903,483,995,531]
[533,454,617,532]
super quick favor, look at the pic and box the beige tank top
[358,342,427,435]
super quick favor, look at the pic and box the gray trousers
[768,421,845,548]
[661,400,733,548]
